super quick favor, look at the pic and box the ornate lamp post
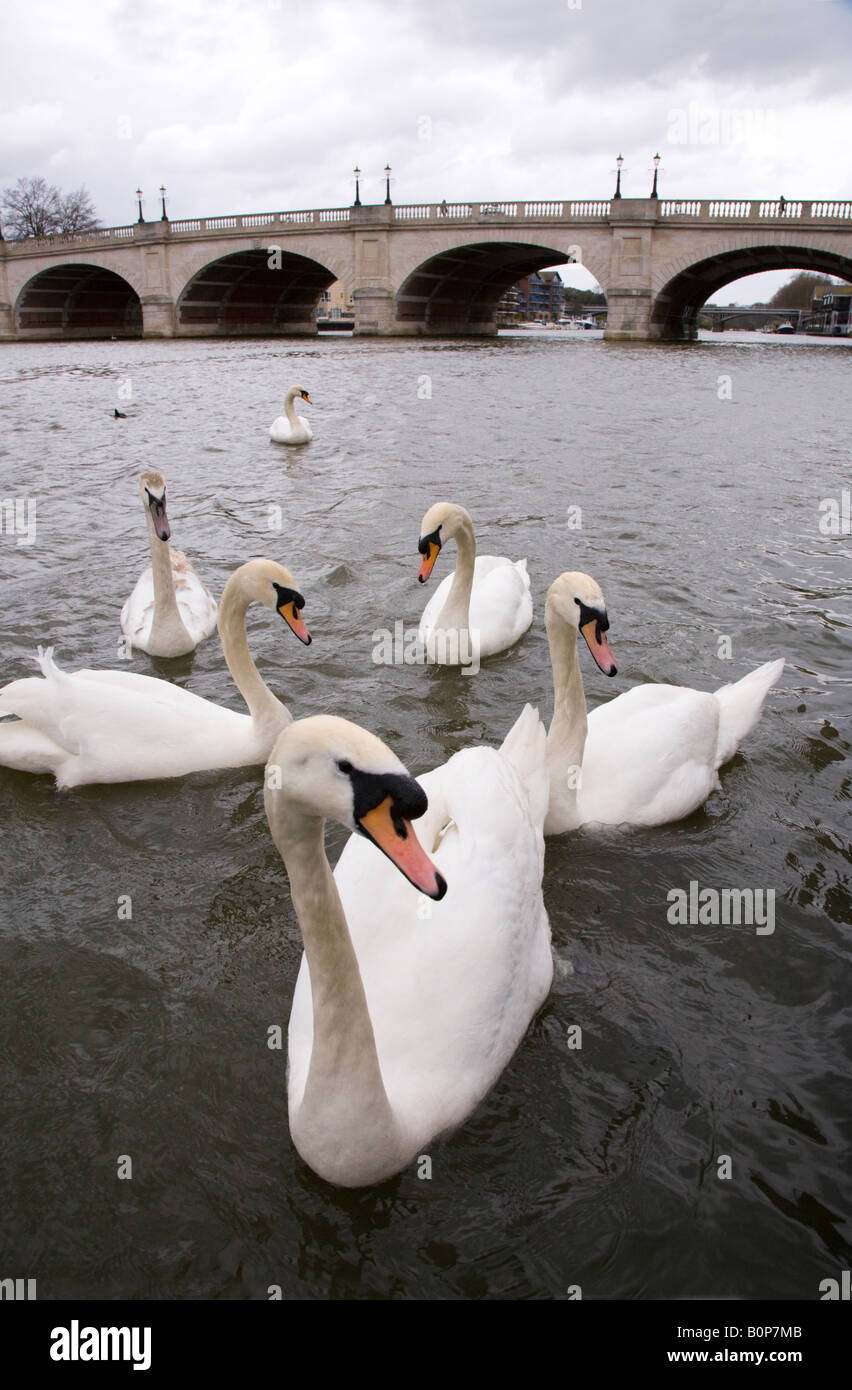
[353,166,361,207]
[613,154,623,200]
[135,188,144,223]
[650,152,661,199]
[384,164,392,205]
[159,185,168,221]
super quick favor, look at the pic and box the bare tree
[56,186,99,235]
[1,176,99,239]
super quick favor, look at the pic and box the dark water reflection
[0,330,849,1300]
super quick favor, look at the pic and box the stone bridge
[1,195,850,342]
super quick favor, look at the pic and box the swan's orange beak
[358,796,447,900]
[418,542,440,584]
[301,393,312,404]
[279,600,312,645]
[580,619,617,677]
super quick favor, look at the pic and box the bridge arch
[393,239,607,334]
[15,264,143,338]
[652,241,852,339]
[175,248,340,335]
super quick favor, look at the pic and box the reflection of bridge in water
[1,196,850,342]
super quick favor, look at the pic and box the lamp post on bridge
[353,166,361,206]
[135,188,144,224]
[384,164,392,205]
[650,152,661,199]
[613,154,623,200]
[159,185,168,221]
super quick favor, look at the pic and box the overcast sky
[2,0,850,303]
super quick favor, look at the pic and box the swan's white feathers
[419,554,533,659]
[576,686,722,828]
[287,709,552,1144]
[270,385,313,444]
[416,502,533,663]
[713,658,785,768]
[544,570,785,832]
[0,560,299,788]
[120,472,218,657]
[120,549,218,653]
[0,650,257,785]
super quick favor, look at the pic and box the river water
[0,329,849,1301]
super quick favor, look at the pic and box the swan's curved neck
[545,605,588,815]
[436,513,476,631]
[284,389,300,425]
[272,805,399,1138]
[217,581,291,734]
[145,511,191,648]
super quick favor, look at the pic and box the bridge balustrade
[7,197,852,257]
[811,201,852,219]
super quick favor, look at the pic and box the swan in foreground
[544,571,785,834]
[0,559,311,788]
[266,704,552,1188]
[416,501,533,666]
[270,386,313,444]
[120,472,218,657]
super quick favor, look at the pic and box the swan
[270,386,313,444]
[543,571,785,834]
[265,703,552,1188]
[0,559,311,788]
[120,471,218,658]
[416,501,533,665]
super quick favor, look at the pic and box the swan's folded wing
[169,551,218,639]
[468,557,534,653]
[583,685,720,825]
[120,567,155,641]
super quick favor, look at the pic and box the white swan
[120,471,218,658]
[270,386,313,444]
[0,559,311,788]
[265,704,552,1188]
[416,501,533,665]
[543,571,785,834]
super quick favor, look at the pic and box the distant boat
[774,321,796,334]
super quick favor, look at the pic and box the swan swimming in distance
[120,472,218,658]
[270,386,313,445]
[0,559,311,789]
[543,570,785,834]
[266,704,552,1188]
[416,501,533,665]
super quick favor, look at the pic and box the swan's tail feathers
[0,648,65,722]
[499,703,550,828]
[35,645,60,679]
[714,658,785,768]
[515,558,531,588]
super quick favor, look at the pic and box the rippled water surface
[0,330,850,1301]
